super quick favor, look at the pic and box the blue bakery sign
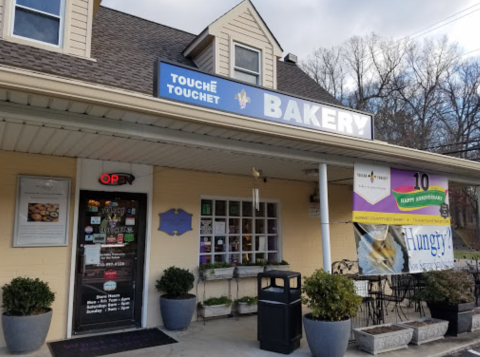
[159,209,193,236]
[154,60,373,140]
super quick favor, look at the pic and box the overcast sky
[101,0,480,61]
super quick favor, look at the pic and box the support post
[319,163,332,273]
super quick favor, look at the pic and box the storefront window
[199,198,280,265]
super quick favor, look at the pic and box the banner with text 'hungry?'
[354,223,454,275]
[353,163,450,225]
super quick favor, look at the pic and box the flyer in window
[13,176,71,247]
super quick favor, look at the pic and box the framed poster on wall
[13,176,71,247]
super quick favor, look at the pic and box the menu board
[14,176,71,247]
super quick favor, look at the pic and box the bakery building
[0,0,479,347]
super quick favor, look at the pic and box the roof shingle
[0,6,340,106]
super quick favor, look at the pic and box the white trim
[11,0,65,48]
[183,28,209,58]
[66,158,82,338]
[233,42,261,85]
[198,195,282,264]
[319,163,331,273]
[141,179,153,328]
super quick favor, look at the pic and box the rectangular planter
[264,265,291,272]
[353,324,413,355]
[471,309,480,332]
[428,302,475,336]
[235,266,264,277]
[395,318,449,345]
[200,304,232,318]
[201,267,235,280]
[236,302,258,314]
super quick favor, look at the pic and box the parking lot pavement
[449,344,480,357]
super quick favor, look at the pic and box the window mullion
[15,4,61,18]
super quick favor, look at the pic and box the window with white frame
[233,43,261,85]
[199,198,280,265]
[12,0,65,46]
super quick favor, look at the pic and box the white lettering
[303,104,321,127]
[322,107,337,130]
[192,91,199,100]
[338,112,353,133]
[199,92,207,101]
[171,74,178,83]
[207,94,214,103]
[211,81,217,93]
[283,100,302,123]
[213,96,220,104]
[174,87,182,96]
[203,82,210,91]
[195,80,202,90]
[166,84,174,94]
[178,76,186,85]
[353,115,369,136]
[264,93,282,119]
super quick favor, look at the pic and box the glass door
[73,191,147,334]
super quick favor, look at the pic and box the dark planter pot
[160,294,196,331]
[427,302,475,336]
[303,314,350,357]
[2,309,53,354]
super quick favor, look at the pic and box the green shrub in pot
[156,266,196,331]
[302,269,362,357]
[2,277,55,353]
[415,269,474,336]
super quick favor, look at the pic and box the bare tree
[392,36,460,149]
[436,59,480,158]
[301,46,347,103]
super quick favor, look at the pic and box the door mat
[48,328,178,357]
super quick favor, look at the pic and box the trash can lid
[259,270,300,278]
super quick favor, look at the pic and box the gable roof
[0,6,339,106]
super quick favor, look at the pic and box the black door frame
[73,190,147,334]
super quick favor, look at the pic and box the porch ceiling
[0,87,477,186]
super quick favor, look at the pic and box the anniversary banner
[353,163,450,225]
[354,223,454,275]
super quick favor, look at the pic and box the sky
[101,0,480,62]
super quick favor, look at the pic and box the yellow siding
[68,0,89,57]
[193,41,215,73]
[147,167,356,328]
[0,151,76,348]
[216,8,276,88]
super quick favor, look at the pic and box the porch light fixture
[303,169,319,177]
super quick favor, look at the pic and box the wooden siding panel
[67,0,90,57]
[215,8,275,88]
[193,41,215,73]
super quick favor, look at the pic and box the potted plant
[235,261,264,277]
[235,296,258,314]
[354,324,413,354]
[198,296,233,318]
[2,277,55,354]
[156,266,196,330]
[199,262,234,280]
[302,269,362,357]
[415,269,475,336]
[395,318,449,345]
[265,260,291,271]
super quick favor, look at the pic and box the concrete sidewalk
[2,315,480,357]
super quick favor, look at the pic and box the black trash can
[257,270,302,354]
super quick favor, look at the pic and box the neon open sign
[99,173,135,186]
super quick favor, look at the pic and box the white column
[319,163,332,273]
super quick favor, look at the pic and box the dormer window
[12,0,65,47]
[234,43,261,85]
